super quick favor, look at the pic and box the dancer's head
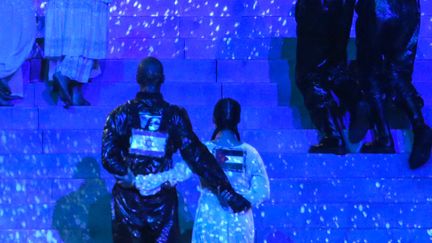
[211,98,241,141]
[136,57,165,92]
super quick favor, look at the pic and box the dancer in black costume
[295,0,356,154]
[352,0,432,169]
[101,57,251,242]
[296,0,432,168]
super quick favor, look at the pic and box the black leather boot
[358,89,395,153]
[71,81,90,106]
[309,106,348,155]
[0,78,13,106]
[410,125,432,169]
[360,124,395,154]
[402,93,432,169]
[393,79,432,169]
[53,72,72,107]
[309,136,347,155]
[348,98,370,143]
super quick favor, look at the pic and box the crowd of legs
[295,0,432,169]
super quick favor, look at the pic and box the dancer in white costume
[45,0,111,106]
[0,0,36,105]
[135,98,270,243]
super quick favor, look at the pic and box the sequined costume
[102,92,250,242]
[192,142,270,243]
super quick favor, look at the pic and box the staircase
[1,0,432,242]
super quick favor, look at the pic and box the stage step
[2,153,431,180]
[12,82,279,107]
[0,128,420,154]
[27,58,426,84]
[3,104,432,131]
[0,151,431,242]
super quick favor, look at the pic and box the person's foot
[360,139,396,154]
[71,81,91,106]
[53,72,72,107]
[409,125,432,169]
[349,100,370,143]
[72,96,91,106]
[309,137,348,155]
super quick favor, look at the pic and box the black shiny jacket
[102,91,233,194]
[102,92,236,241]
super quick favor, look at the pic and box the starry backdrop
[0,0,432,242]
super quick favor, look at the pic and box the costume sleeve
[241,147,270,206]
[134,161,193,196]
[101,109,129,176]
[171,107,234,194]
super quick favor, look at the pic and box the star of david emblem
[144,138,154,148]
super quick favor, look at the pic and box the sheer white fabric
[45,0,110,59]
[0,0,35,79]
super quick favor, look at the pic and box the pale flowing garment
[135,141,270,243]
[192,142,270,243]
[44,0,111,83]
[0,0,36,96]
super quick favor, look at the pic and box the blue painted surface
[1,0,432,242]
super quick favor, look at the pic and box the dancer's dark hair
[211,98,241,141]
[136,57,165,86]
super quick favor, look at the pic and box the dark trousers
[112,185,180,243]
[356,0,424,128]
[295,0,423,136]
[295,0,356,138]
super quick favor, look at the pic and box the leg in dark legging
[360,78,395,153]
[355,0,396,153]
[391,71,432,168]
[295,0,355,154]
[384,0,431,168]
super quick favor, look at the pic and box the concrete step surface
[0,128,424,154]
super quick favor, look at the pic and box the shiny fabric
[295,0,356,138]
[192,142,270,243]
[356,0,425,130]
[102,92,234,242]
[295,0,424,140]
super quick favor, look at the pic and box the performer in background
[102,57,251,242]
[134,98,270,243]
[295,0,356,155]
[351,0,432,169]
[44,0,111,107]
[0,0,36,106]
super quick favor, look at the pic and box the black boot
[53,72,72,107]
[393,80,432,169]
[402,93,432,169]
[0,78,13,106]
[410,125,432,169]
[308,106,348,155]
[348,98,370,143]
[359,90,395,153]
[71,81,90,106]
[309,136,347,155]
[360,124,395,154]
